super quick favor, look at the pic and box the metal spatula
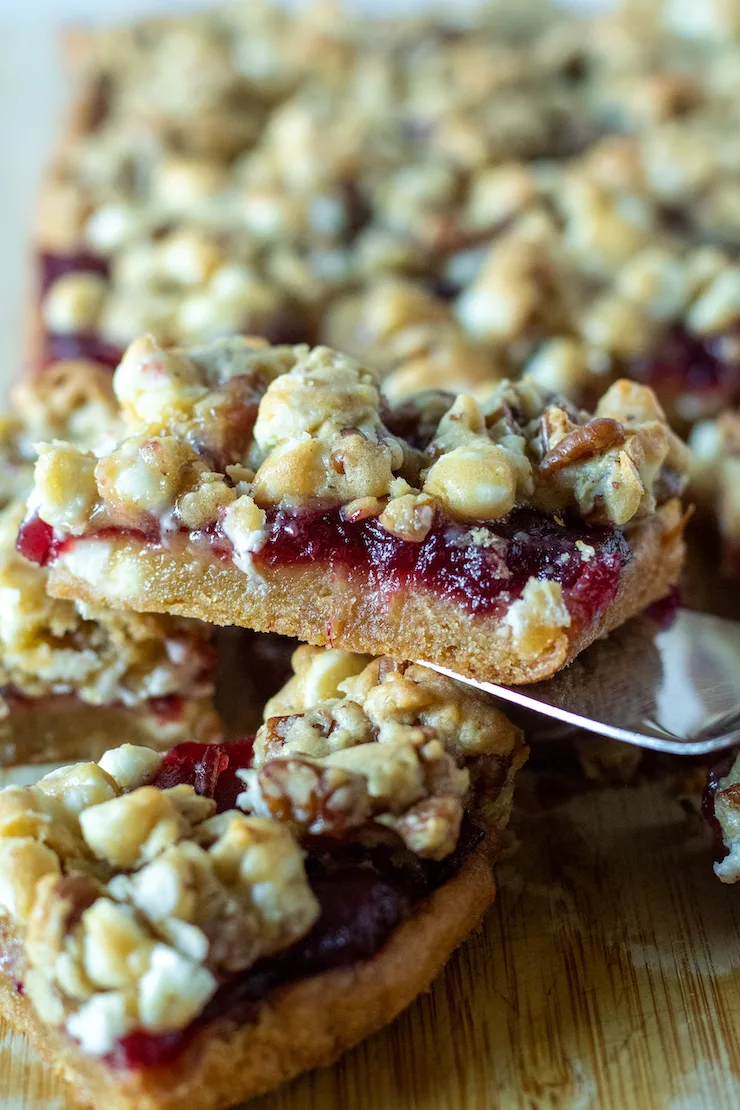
[421,609,740,755]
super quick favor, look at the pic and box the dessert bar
[31,1,740,431]
[22,336,690,685]
[0,360,219,763]
[0,647,525,1110]
[0,498,219,764]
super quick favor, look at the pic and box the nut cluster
[37,1,740,425]
[244,645,523,853]
[30,338,689,571]
[0,745,319,1054]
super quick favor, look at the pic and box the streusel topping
[0,745,318,1053]
[30,337,689,563]
[242,645,521,857]
[0,361,121,511]
[36,1,740,423]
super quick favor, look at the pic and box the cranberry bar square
[0,362,219,764]
[0,647,525,1110]
[20,336,690,685]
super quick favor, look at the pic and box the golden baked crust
[0,836,497,1110]
[45,498,684,686]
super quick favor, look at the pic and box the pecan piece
[384,796,463,860]
[255,758,371,838]
[539,417,625,475]
[259,709,335,761]
[718,783,740,807]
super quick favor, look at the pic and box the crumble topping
[0,650,523,1052]
[250,645,523,839]
[0,746,318,1052]
[0,500,213,707]
[36,1,740,426]
[0,361,121,512]
[29,338,688,565]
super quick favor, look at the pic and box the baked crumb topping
[0,746,318,1053]
[0,361,121,512]
[245,645,521,855]
[0,650,523,1052]
[29,337,689,562]
[37,1,740,422]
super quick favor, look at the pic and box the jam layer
[631,325,740,415]
[18,506,631,633]
[39,252,123,370]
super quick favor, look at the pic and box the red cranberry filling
[632,325,740,410]
[17,504,630,633]
[16,515,56,566]
[250,506,629,628]
[109,865,402,1071]
[153,739,255,812]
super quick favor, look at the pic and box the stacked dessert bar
[1,335,688,1104]
[4,0,738,1105]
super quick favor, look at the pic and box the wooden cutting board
[2,763,739,1110]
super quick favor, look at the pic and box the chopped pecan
[259,709,335,760]
[255,758,371,837]
[385,796,463,860]
[718,783,740,807]
[539,417,625,475]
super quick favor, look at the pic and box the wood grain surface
[1,760,737,1110]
